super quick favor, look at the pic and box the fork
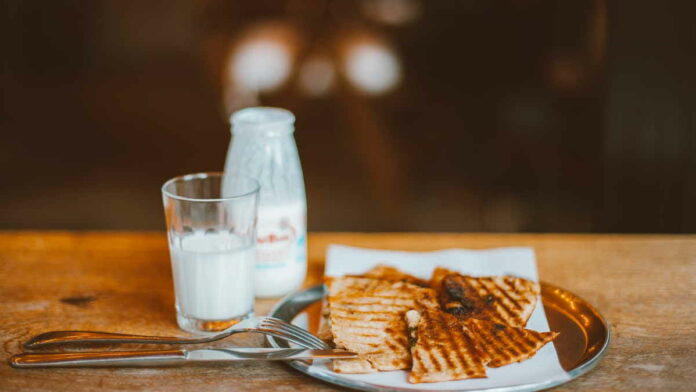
[25,317,329,350]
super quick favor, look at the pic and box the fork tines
[259,317,328,349]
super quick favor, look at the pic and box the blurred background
[2,0,695,232]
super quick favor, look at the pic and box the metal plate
[267,283,610,392]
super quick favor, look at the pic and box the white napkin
[311,244,570,391]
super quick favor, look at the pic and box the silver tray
[266,283,610,392]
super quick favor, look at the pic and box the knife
[10,348,357,368]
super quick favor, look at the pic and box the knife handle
[10,349,186,368]
[24,331,188,349]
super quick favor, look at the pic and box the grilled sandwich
[325,276,438,373]
[463,318,559,367]
[320,266,427,345]
[406,309,487,383]
[324,266,555,381]
[431,267,539,328]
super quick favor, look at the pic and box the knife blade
[10,348,357,368]
[185,348,355,361]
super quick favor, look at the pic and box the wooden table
[1,232,694,391]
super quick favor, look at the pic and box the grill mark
[510,280,533,305]
[452,327,470,368]
[487,280,521,324]
[478,318,554,368]
[458,328,474,369]
[522,331,547,350]
[466,279,513,329]
[332,315,394,323]
[474,323,506,365]
[428,341,443,373]
[474,279,500,314]
[328,279,392,291]
[331,302,407,308]
[470,322,503,363]
[331,312,401,320]
[331,307,411,315]
[500,320,530,356]
[331,309,406,315]
[456,318,482,370]
[340,341,384,348]
[335,334,382,345]
[418,323,431,352]
[333,301,415,309]
[451,316,474,371]
[418,315,442,373]
[331,315,393,323]
[430,351,443,372]
[391,358,407,368]
[332,294,418,302]
[500,328,521,357]
[476,320,515,365]
[414,322,435,375]
[435,311,456,371]
[476,279,516,325]
[484,335,511,367]
[462,329,484,373]
[411,349,424,378]
[515,329,537,353]
[341,331,383,338]
[331,321,391,330]
[495,278,524,311]
[395,335,408,349]
[332,301,413,308]
[330,321,390,329]
[385,339,400,352]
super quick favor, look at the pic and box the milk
[170,231,254,320]
[254,201,307,298]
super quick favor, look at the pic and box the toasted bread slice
[464,318,559,367]
[316,297,334,343]
[406,309,487,383]
[431,267,539,328]
[326,277,438,373]
[357,264,429,287]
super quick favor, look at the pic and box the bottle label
[255,202,306,269]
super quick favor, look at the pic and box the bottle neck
[230,107,295,138]
[232,126,294,138]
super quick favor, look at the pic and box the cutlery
[11,348,355,368]
[25,317,328,350]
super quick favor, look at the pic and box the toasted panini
[406,309,487,383]
[431,267,539,328]
[358,264,429,287]
[317,297,334,343]
[464,318,559,367]
[326,277,438,373]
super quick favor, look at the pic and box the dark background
[2,0,695,232]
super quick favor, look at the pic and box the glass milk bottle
[224,107,307,298]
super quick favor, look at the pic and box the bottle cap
[230,107,295,136]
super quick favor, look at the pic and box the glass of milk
[161,172,259,334]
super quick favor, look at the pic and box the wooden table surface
[1,232,694,391]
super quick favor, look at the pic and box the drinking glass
[162,172,259,334]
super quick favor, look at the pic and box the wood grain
[1,232,695,391]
